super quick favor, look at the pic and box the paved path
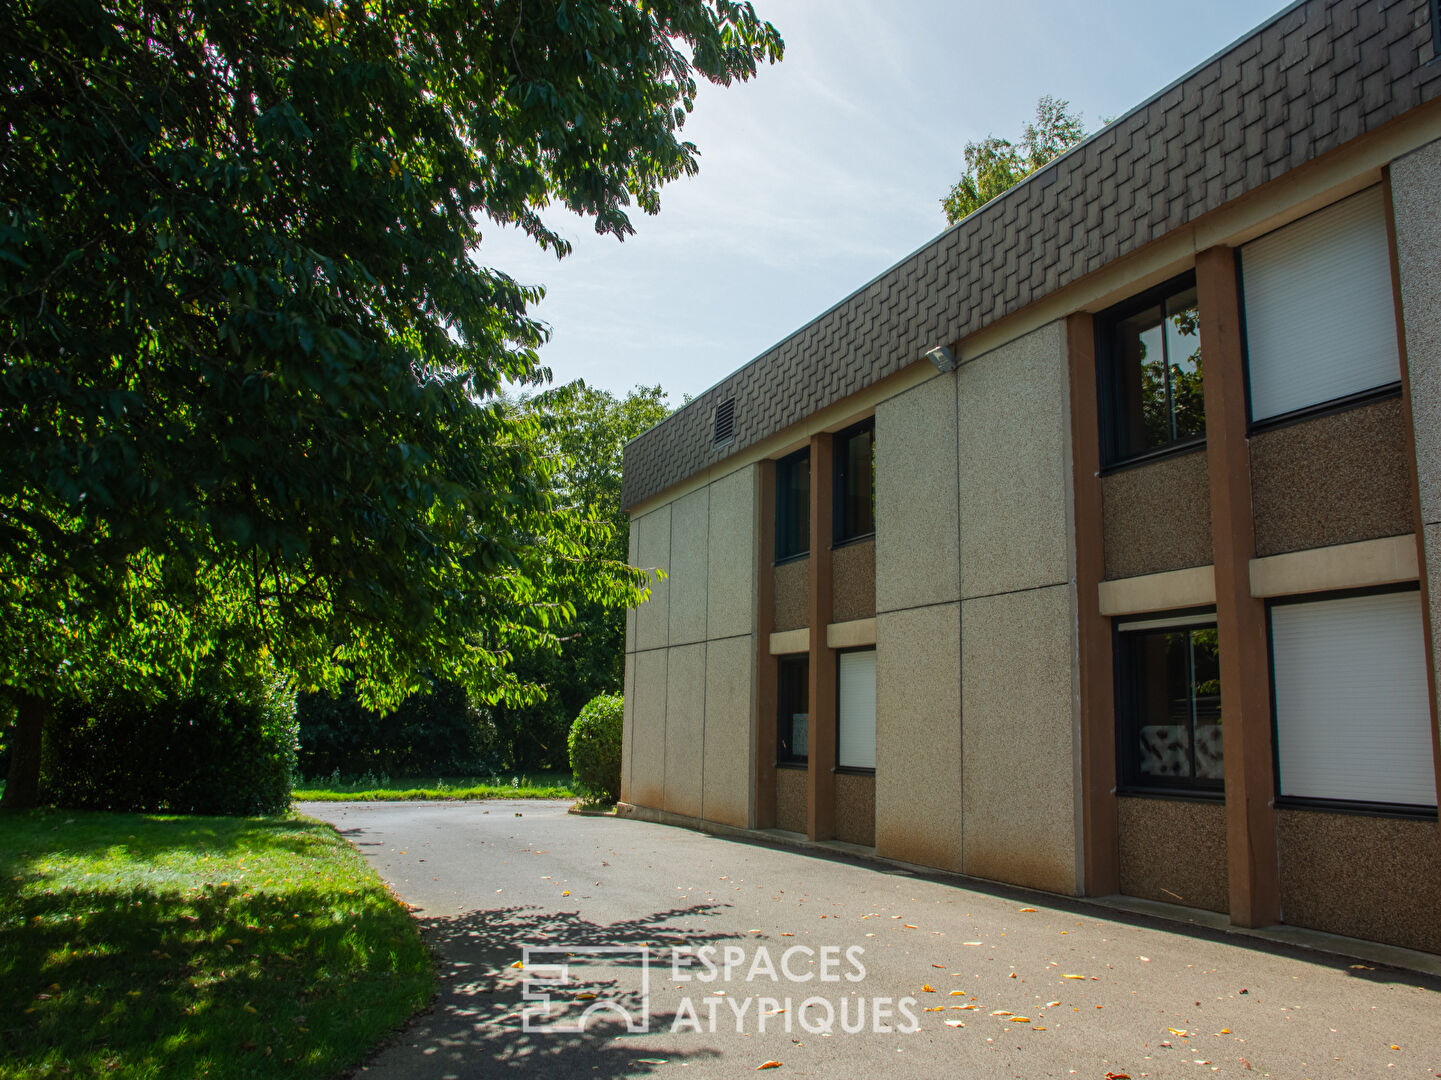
[301,801,1441,1079]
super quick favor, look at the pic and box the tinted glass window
[775,450,810,561]
[1118,622,1223,793]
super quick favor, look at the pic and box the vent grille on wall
[712,398,736,445]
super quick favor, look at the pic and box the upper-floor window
[833,418,875,544]
[775,448,810,562]
[1241,185,1400,424]
[1096,272,1205,467]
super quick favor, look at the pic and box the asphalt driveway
[301,800,1441,1079]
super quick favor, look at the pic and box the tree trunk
[1,693,46,811]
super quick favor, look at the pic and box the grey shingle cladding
[621,0,1441,510]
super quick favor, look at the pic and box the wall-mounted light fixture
[924,344,957,373]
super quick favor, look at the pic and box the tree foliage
[941,95,1087,224]
[0,0,781,806]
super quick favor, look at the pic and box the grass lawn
[293,771,576,801]
[0,809,434,1079]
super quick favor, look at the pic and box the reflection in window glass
[1119,622,1223,791]
[835,421,874,543]
[1108,281,1204,461]
[777,655,809,764]
[775,449,810,561]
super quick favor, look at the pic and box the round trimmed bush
[568,693,623,804]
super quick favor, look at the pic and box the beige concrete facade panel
[1117,797,1229,914]
[1250,397,1413,557]
[961,584,1078,894]
[1101,449,1214,580]
[1249,534,1418,597]
[1278,808,1441,954]
[703,634,754,829]
[667,488,710,647]
[773,557,809,631]
[826,618,877,649]
[833,772,876,847]
[832,539,876,622]
[768,628,810,655]
[957,322,1072,598]
[874,603,962,872]
[630,648,668,808]
[876,377,960,612]
[662,644,706,818]
[1392,137,1441,526]
[1098,565,1217,617]
[621,650,636,804]
[635,506,672,653]
[707,465,758,641]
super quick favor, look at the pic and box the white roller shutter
[837,649,877,770]
[1271,590,1436,808]
[1241,186,1400,421]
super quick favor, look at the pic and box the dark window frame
[1095,270,1207,471]
[833,645,877,776]
[1113,608,1225,800]
[776,653,809,767]
[832,418,875,546]
[1265,583,1438,821]
[1431,0,1441,63]
[774,448,811,564]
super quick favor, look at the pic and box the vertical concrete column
[1196,244,1280,929]
[1066,312,1120,897]
[754,460,779,829]
[1385,157,1441,809]
[808,432,837,842]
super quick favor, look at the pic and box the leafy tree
[0,0,782,808]
[941,95,1087,224]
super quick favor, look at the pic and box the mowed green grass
[0,810,434,1079]
[293,772,575,801]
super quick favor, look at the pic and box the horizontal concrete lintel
[1249,534,1418,599]
[769,628,810,655]
[826,617,877,649]
[1098,565,1216,617]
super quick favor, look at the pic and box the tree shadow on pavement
[359,904,735,1079]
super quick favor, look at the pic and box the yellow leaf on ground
[1061,973,1085,979]
[509,961,523,969]
[756,1062,783,1071]
[921,985,936,992]
[1008,1016,1031,1022]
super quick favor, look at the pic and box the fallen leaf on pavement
[756,1062,782,1071]
[945,1020,966,1028]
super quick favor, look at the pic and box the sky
[479,0,1292,407]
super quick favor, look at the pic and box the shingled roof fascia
[621,0,1441,510]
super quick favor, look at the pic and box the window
[837,648,876,771]
[1270,588,1436,811]
[1096,272,1205,466]
[833,419,874,544]
[775,448,810,562]
[776,654,809,765]
[1241,186,1400,423]
[1115,613,1223,794]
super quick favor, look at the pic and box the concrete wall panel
[662,644,706,818]
[621,651,636,804]
[668,488,711,646]
[876,377,960,612]
[1117,797,1229,913]
[1250,398,1412,557]
[703,634,755,828]
[874,603,963,871]
[631,648,669,809]
[957,322,1072,598]
[1102,449,1213,580]
[708,466,758,641]
[961,584,1078,894]
[635,506,672,652]
[1392,137,1441,527]
[832,539,875,622]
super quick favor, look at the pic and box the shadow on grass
[369,904,738,1078]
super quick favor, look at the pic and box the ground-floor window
[1115,612,1223,795]
[837,648,876,771]
[777,654,809,764]
[1270,586,1436,812]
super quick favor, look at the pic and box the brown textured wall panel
[833,772,876,847]
[623,0,1441,510]
[1117,797,1229,914]
[832,540,876,622]
[1278,808,1441,954]
[1251,398,1414,556]
[773,559,809,632]
[775,767,808,835]
[1102,450,1213,579]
